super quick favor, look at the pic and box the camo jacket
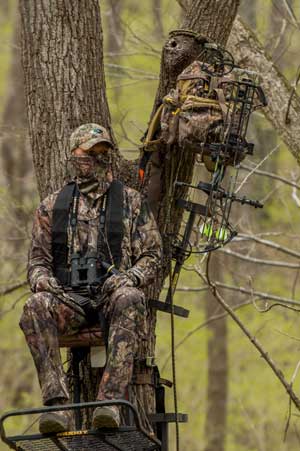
[28,183,163,292]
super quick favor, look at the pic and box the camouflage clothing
[97,287,147,401]
[27,185,162,291]
[20,291,86,403]
[70,123,113,152]
[21,182,162,405]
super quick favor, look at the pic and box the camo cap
[70,123,113,152]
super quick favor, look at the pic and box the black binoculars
[70,251,105,291]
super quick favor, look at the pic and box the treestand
[1,327,187,451]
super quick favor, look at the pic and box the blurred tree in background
[1,1,300,450]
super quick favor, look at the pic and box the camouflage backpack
[143,60,247,172]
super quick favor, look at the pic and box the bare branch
[292,186,300,207]
[286,63,300,124]
[161,299,252,372]
[205,256,300,413]
[229,18,300,165]
[175,282,300,308]
[234,234,300,259]
[281,0,300,29]
[284,360,300,441]
[218,248,300,269]
[240,164,300,190]
[235,144,280,193]
[0,281,27,296]
[0,291,30,318]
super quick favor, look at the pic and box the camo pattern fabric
[69,123,113,152]
[28,184,162,291]
[97,286,147,401]
[19,291,87,403]
[19,286,147,404]
[160,60,224,150]
[22,183,162,405]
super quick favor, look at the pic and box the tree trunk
[19,0,113,200]
[228,17,300,164]
[204,255,228,451]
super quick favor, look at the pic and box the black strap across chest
[106,180,124,269]
[52,180,124,286]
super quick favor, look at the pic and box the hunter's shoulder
[123,185,143,208]
[37,186,67,214]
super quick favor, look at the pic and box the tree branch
[175,282,300,308]
[228,17,300,164]
[218,248,300,269]
[240,163,300,190]
[233,234,300,259]
[0,281,27,296]
[206,256,300,413]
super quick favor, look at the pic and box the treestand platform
[0,401,161,451]
[3,328,188,450]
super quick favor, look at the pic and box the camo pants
[19,287,147,405]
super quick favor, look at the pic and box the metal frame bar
[0,400,161,449]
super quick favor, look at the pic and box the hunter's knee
[111,287,145,315]
[19,292,54,330]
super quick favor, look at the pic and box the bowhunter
[20,123,162,434]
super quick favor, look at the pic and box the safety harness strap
[52,182,77,286]
[52,180,124,285]
[106,180,124,269]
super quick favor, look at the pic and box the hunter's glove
[102,271,139,296]
[35,276,63,295]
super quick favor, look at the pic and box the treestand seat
[58,327,104,348]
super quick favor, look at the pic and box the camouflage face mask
[68,152,112,193]
[69,155,98,179]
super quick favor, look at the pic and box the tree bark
[204,256,227,451]
[228,17,300,164]
[19,0,113,199]
[181,0,239,46]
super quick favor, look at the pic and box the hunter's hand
[35,276,63,295]
[102,273,136,295]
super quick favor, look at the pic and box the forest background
[1,1,300,450]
